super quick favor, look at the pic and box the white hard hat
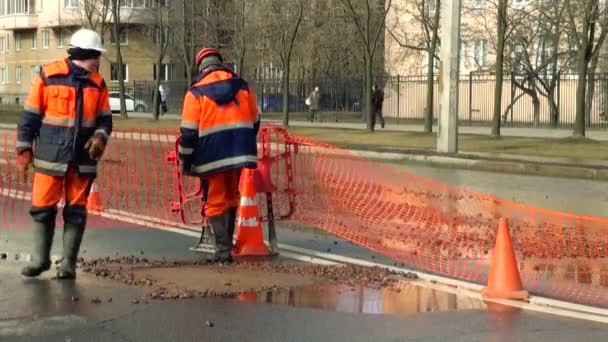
[69,28,106,53]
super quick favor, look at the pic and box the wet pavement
[5,294,608,342]
[248,281,487,315]
[396,163,608,218]
[2,165,608,340]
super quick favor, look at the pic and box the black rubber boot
[206,212,233,264]
[226,207,238,241]
[56,223,85,280]
[21,221,55,277]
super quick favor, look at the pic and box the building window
[56,29,66,48]
[472,0,486,8]
[427,0,437,16]
[31,32,37,49]
[64,0,78,8]
[15,33,21,51]
[120,0,160,7]
[110,27,128,45]
[4,66,9,84]
[16,66,22,84]
[513,0,529,8]
[0,37,5,54]
[153,27,173,45]
[471,39,487,71]
[37,0,43,11]
[15,0,26,13]
[111,63,128,82]
[154,63,174,81]
[6,33,9,51]
[42,30,50,49]
[30,65,41,81]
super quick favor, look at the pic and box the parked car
[261,94,306,112]
[108,91,148,112]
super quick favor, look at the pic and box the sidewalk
[105,113,608,142]
[264,119,608,141]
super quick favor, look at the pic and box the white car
[109,91,148,112]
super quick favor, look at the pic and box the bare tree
[565,0,608,137]
[491,0,508,136]
[140,3,171,120]
[463,0,527,136]
[78,0,112,40]
[111,0,127,118]
[339,0,392,132]
[388,0,440,133]
[263,0,304,127]
[232,0,247,75]
[506,5,567,128]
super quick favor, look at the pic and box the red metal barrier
[165,125,298,250]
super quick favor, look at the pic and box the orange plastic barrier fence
[1,125,608,308]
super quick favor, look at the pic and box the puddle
[238,281,488,315]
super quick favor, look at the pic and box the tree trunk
[586,72,596,128]
[153,61,162,121]
[574,51,588,137]
[532,94,540,127]
[425,0,440,133]
[491,0,506,137]
[424,50,434,133]
[365,55,374,132]
[549,94,558,127]
[585,53,599,128]
[112,0,127,119]
[281,63,290,127]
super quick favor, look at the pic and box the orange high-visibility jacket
[16,58,112,178]
[179,66,259,177]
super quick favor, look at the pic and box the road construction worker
[15,28,111,279]
[178,48,259,263]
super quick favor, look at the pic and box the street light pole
[437,0,462,153]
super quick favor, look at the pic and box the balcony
[0,14,38,30]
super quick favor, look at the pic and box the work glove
[84,137,106,161]
[16,150,33,183]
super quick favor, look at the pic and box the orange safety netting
[1,125,608,307]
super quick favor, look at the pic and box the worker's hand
[16,150,33,183]
[85,137,106,161]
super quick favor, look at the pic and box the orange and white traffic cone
[233,168,271,257]
[482,218,529,300]
[87,181,104,211]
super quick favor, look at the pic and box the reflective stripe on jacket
[179,66,259,177]
[16,58,112,178]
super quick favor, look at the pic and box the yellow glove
[85,137,106,160]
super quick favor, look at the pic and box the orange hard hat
[195,48,222,66]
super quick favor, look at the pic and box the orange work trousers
[203,169,241,217]
[30,167,93,224]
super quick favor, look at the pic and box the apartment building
[0,0,181,104]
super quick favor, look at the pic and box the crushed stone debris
[79,257,405,302]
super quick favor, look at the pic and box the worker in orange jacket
[179,48,260,263]
[16,29,112,279]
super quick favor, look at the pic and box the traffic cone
[482,218,529,300]
[87,181,104,211]
[233,168,271,256]
[237,292,258,302]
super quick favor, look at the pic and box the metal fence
[383,73,608,128]
[126,78,364,115]
[123,73,608,128]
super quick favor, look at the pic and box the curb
[350,148,608,181]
